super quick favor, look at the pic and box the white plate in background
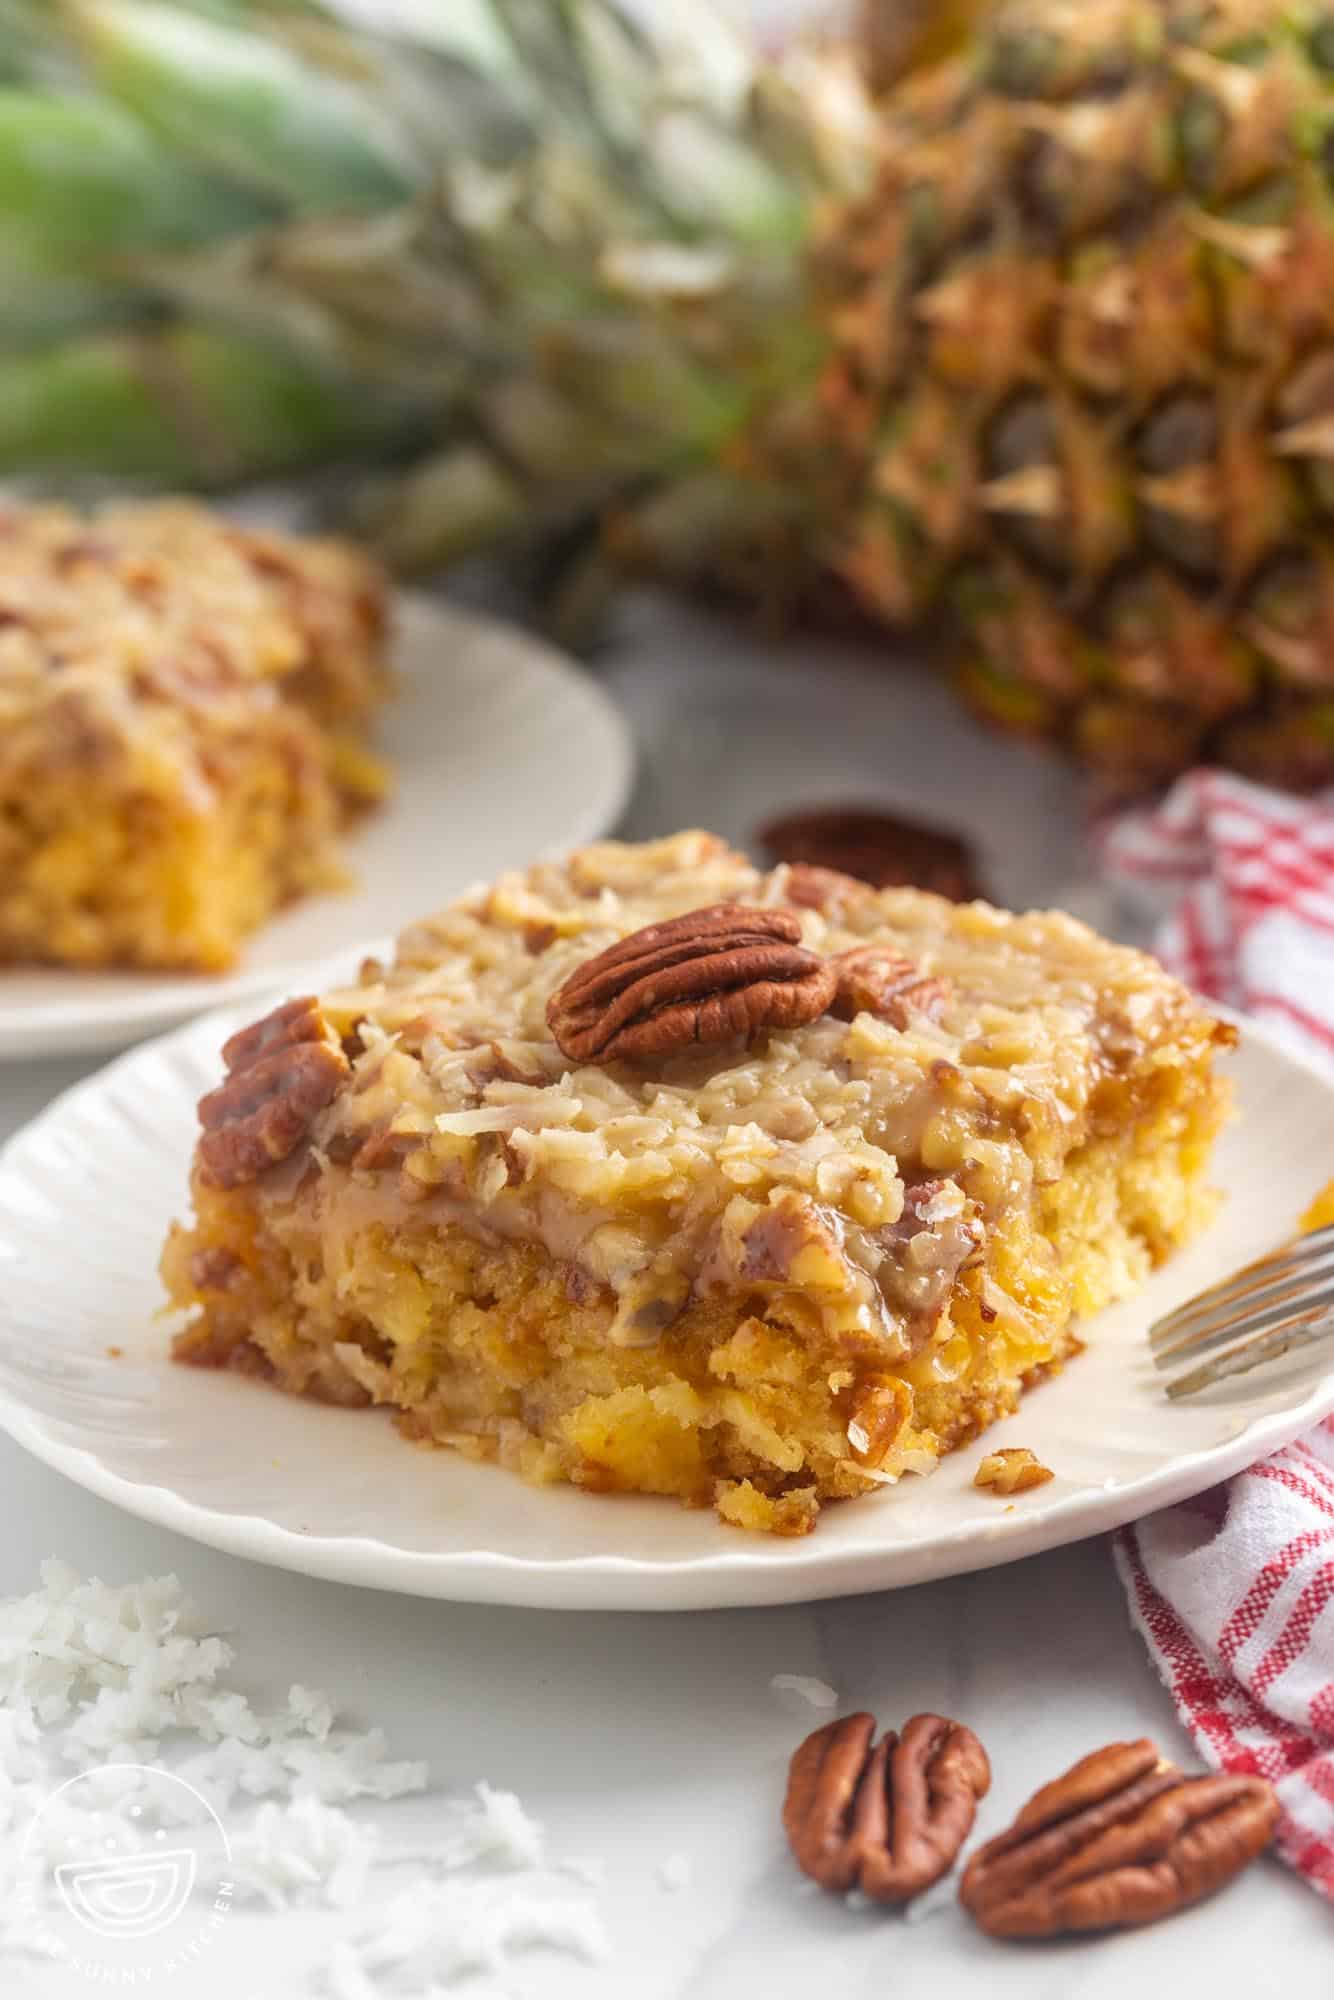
[0,594,634,1061]
[0,1004,1331,1611]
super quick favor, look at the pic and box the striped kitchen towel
[1113,1429,1334,1900]
[1097,769,1334,1068]
[1101,768,1334,1898]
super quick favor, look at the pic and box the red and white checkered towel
[1098,770,1334,1067]
[1100,770,1334,1898]
[1113,1429,1334,1899]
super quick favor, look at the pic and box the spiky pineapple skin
[12,0,1334,794]
[823,0,1334,789]
[863,0,999,89]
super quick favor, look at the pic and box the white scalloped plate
[0,594,634,1060]
[1,1006,1332,1610]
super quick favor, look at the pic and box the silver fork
[1152,1221,1334,1399]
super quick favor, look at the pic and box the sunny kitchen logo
[17,1762,234,1981]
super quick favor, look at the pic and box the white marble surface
[3,605,1331,1996]
[1,1392,1324,1998]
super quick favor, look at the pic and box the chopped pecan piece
[546,904,838,1065]
[739,1192,845,1286]
[784,1712,991,1904]
[563,1263,605,1308]
[781,863,876,918]
[198,995,349,1188]
[220,994,334,1072]
[960,1739,1279,1938]
[352,1126,415,1172]
[875,1179,983,1340]
[974,1447,1054,1495]
[759,806,985,902]
[845,1373,913,1464]
[830,945,951,1028]
[466,1041,547,1088]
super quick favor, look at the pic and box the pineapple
[7,0,1334,791]
[823,0,1334,788]
[0,0,870,578]
[862,0,998,88]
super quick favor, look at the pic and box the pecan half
[830,946,951,1028]
[759,806,985,902]
[546,904,837,1065]
[198,995,349,1188]
[960,1739,1279,1938]
[784,1711,991,1904]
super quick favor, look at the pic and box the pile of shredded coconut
[0,1561,609,1991]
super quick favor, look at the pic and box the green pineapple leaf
[0,324,412,482]
[66,0,422,212]
[0,90,266,254]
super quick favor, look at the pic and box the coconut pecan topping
[546,904,838,1064]
[197,995,349,1189]
[960,1738,1279,1939]
[830,945,951,1028]
[784,1711,991,1904]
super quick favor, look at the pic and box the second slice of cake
[0,500,388,972]
[164,832,1233,1534]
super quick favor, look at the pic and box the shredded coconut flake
[770,1673,839,1710]
[230,1796,382,1910]
[334,1877,610,1990]
[0,1562,608,1989]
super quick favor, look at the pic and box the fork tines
[1151,1221,1334,1399]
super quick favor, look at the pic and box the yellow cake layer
[0,500,388,972]
[166,1088,1221,1536]
[165,832,1233,1534]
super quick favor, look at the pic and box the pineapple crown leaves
[7,1,864,292]
[0,91,266,257]
[0,322,398,485]
[64,0,422,212]
[0,0,872,521]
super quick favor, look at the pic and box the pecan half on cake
[0,499,388,972]
[163,831,1234,1535]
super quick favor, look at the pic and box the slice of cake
[163,831,1233,1534]
[0,500,389,972]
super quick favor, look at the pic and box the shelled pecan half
[830,946,951,1028]
[960,1738,1279,1938]
[198,995,349,1188]
[784,1711,991,1903]
[546,904,837,1064]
